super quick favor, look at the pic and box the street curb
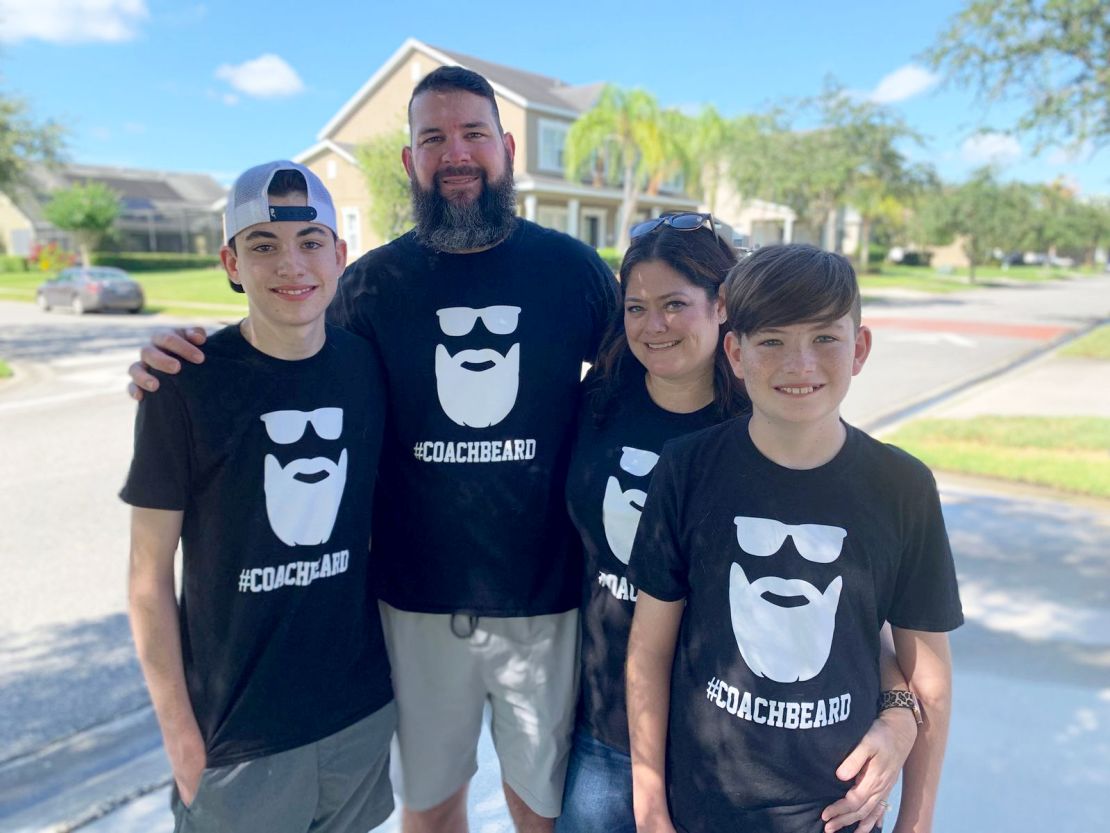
[0,707,169,833]
[861,316,1108,438]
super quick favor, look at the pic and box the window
[537,205,568,232]
[538,119,569,173]
[580,208,606,248]
[659,170,686,193]
[342,207,361,257]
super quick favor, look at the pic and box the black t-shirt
[120,324,393,767]
[628,418,963,833]
[566,361,721,753]
[328,219,619,616]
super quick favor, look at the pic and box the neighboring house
[0,164,225,257]
[295,38,704,256]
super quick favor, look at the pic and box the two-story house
[294,38,702,259]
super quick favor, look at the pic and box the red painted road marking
[864,317,1072,341]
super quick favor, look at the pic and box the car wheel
[71,295,86,315]
[128,305,142,314]
[37,293,51,312]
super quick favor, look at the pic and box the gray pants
[171,701,396,833]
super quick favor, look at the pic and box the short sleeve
[327,260,379,345]
[627,448,690,601]
[119,375,192,510]
[888,466,964,632]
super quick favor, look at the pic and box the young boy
[121,161,395,833]
[626,244,963,833]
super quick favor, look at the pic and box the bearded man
[130,66,618,833]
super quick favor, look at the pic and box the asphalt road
[0,273,1107,831]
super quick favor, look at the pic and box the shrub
[597,247,622,273]
[90,252,221,271]
[28,242,77,272]
[0,254,27,272]
[869,242,888,264]
[901,250,933,267]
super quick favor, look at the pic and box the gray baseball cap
[223,160,338,293]
[223,160,337,243]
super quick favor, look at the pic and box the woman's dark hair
[591,224,749,423]
[725,244,860,335]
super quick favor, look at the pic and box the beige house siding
[0,192,34,255]
[300,146,386,255]
[332,52,431,145]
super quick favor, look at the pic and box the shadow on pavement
[0,613,148,765]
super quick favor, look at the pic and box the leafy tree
[927,0,1110,150]
[920,167,1030,280]
[726,81,930,262]
[355,129,412,244]
[0,90,65,195]
[44,182,119,268]
[565,85,673,250]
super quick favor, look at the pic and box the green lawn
[888,416,1110,499]
[0,358,11,379]
[0,268,247,318]
[1059,325,1110,360]
[862,262,1089,292]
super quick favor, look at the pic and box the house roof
[430,44,604,114]
[11,163,226,225]
[317,38,604,140]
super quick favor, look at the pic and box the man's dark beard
[411,164,517,252]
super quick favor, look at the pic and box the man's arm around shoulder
[128,507,206,806]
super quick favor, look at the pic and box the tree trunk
[617,161,638,252]
[858,218,872,273]
[78,239,91,269]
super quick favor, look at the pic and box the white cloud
[869,64,939,104]
[123,121,146,134]
[89,126,112,141]
[215,54,305,99]
[961,133,1022,165]
[0,0,148,43]
[222,93,239,107]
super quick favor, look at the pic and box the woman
[559,215,916,833]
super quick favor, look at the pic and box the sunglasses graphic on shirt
[733,516,846,563]
[436,305,522,337]
[260,408,343,444]
[619,447,660,477]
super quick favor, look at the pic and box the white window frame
[342,207,361,258]
[537,118,569,174]
[580,207,607,248]
[537,205,569,232]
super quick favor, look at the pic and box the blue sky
[1,0,1107,195]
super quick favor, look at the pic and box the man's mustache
[436,165,485,184]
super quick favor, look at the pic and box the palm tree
[564,85,670,251]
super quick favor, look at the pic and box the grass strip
[0,359,11,379]
[888,416,1110,499]
[1059,325,1110,360]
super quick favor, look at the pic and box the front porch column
[567,198,580,239]
[524,194,538,222]
[783,217,794,243]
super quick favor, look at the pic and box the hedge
[597,247,622,273]
[0,255,28,272]
[90,252,222,271]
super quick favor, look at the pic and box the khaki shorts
[170,701,395,833]
[379,602,579,818]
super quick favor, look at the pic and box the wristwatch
[878,689,923,725]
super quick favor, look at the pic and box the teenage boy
[626,244,963,833]
[122,161,395,833]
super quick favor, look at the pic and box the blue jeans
[556,728,635,833]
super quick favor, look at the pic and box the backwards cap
[223,160,337,243]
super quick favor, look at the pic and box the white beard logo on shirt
[602,446,660,565]
[728,516,846,683]
[260,408,348,547]
[434,305,521,428]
